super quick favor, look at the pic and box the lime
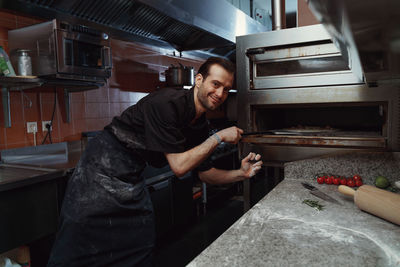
[375,176,390,189]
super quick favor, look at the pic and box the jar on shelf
[16,49,32,76]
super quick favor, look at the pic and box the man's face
[196,64,234,111]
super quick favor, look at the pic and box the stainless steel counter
[0,141,83,192]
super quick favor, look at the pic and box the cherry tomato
[347,179,355,187]
[355,180,363,187]
[340,178,347,185]
[353,174,362,181]
[317,177,324,184]
[325,177,333,184]
[333,178,340,185]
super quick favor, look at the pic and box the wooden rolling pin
[338,185,400,225]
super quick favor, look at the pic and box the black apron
[47,131,155,267]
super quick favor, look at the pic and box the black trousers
[47,131,155,267]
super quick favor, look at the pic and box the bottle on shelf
[0,46,16,77]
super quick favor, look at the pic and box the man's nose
[215,87,224,98]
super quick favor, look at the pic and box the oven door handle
[246,48,265,57]
[102,46,112,69]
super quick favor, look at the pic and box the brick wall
[0,9,205,149]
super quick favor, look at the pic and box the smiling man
[196,63,232,111]
[47,57,263,267]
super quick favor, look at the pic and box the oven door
[55,29,112,80]
[238,24,364,90]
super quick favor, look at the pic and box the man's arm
[165,126,243,177]
[198,152,262,184]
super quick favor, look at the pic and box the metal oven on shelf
[8,19,112,82]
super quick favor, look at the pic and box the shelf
[0,76,103,127]
[0,76,43,88]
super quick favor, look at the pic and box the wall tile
[85,86,109,103]
[5,123,26,146]
[40,100,58,122]
[86,118,110,132]
[120,102,133,113]
[0,26,8,40]
[15,15,43,28]
[119,91,131,103]
[128,92,148,103]
[9,92,24,123]
[6,142,27,149]
[62,133,81,142]
[86,102,110,119]
[71,101,86,120]
[109,103,122,117]
[0,95,5,126]
[0,39,8,53]
[22,92,40,122]
[108,87,121,103]
[40,103,60,142]
[73,119,88,135]
[70,91,85,103]
[0,127,6,147]
[0,11,17,29]
[40,91,57,103]
[58,119,75,141]
[26,131,43,147]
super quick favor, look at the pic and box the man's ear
[195,74,203,88]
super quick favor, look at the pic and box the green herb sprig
[303,199,324,211]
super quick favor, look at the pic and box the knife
[301,182,341,205]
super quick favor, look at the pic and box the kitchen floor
[154,198,244,267]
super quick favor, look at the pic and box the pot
[165,64,194,87]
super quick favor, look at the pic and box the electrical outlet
[42,121,52,132]
[27,122,37,133]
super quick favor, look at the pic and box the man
[47,57,262,266]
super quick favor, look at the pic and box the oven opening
[252,102,387,137]
[255,55,350,77]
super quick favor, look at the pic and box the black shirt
[105,87,212,170]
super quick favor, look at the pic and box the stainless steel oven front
[9,19,112,82]
[236,24,400,210]
[236,24,400,163]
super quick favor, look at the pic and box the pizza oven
[236,24,400,209]
[236,24,400,163]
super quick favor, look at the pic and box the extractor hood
[307,0,400,85]
[0,0,269,61]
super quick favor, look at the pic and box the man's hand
[216,126,243,144]
[240,152,263,178]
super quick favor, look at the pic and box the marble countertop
[284,151,400,186]
[188,152,400,267]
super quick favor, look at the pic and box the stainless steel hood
[0,0,269,61]
[307,0,400,85]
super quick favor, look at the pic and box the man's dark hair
[197,57,235,80]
